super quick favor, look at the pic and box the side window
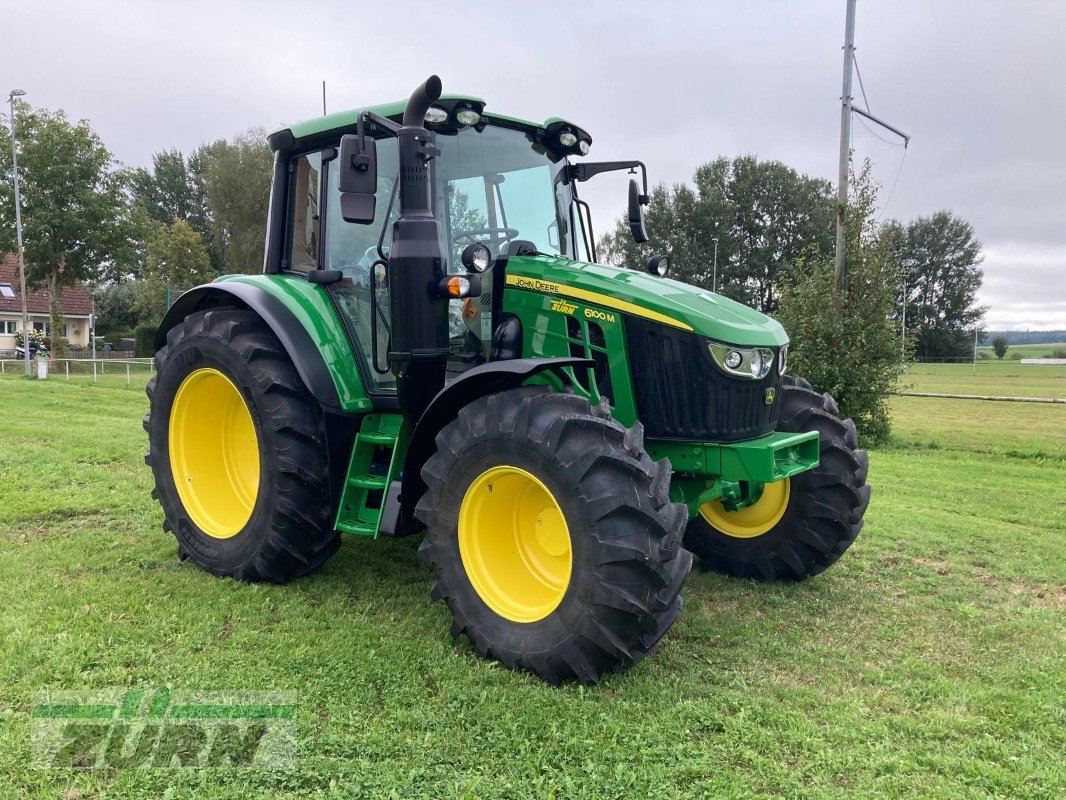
[323,136,400,393]
[287,151,323,272]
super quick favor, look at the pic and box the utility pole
[833,0,857,325]
[8,88,30,376]
[900,276,907,362]
[712,237,719,293]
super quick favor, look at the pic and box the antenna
[322,80,327,116]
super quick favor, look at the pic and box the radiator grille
[623,316,781,442]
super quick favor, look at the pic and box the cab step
[334,413,407,538]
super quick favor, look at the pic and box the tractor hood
[503,255,788,347]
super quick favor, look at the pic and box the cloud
[2,0,1064,328]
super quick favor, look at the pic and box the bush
[134,324,158,358]
[1051,347,1066,359]
[774,162,904,445]
[992,335,1008,359]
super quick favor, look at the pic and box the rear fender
[156,282,348,412]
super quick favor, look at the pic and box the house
[0,252,92,349]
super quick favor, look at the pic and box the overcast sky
[3,0,1064,329]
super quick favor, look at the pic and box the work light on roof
[424,106,449,125]
[455,108,481,127]
[558,131,578,147]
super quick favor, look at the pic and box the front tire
[416,387,691,684]
[145,308,340,582]
[683,375,870,581]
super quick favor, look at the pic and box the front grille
[624,316,781,442]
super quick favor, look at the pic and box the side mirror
[338,133,377,224]
[628,178,648,244]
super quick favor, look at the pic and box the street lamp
[711,237,719,293]
[7,88,30,376]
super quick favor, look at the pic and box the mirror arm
[565,160,649,202]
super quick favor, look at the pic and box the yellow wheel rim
[699,478,791,539]
[458,466,573,623]
[168,368,260,539]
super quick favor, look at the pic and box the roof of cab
[272,94,582,151]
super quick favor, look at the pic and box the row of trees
[0,101,273,352]
[601,156,986,442]
[600,155,985,361]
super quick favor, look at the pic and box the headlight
[779,345,788,375]
[558,131,578,147]
[707,340,777,380]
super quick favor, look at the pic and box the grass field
[903,362,1066,399]
[0,367,1063,799]
[976,342,1066,359]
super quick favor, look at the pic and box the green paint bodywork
[281,96,584,152]
[503,255,790,347]
[215,274,372,413]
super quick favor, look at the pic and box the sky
[2,0,1064,330]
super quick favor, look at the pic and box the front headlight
[707,340,777,380]
[779,344,788,376]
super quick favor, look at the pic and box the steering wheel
[453,227,520,248]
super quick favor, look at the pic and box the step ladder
[334,413,406,537]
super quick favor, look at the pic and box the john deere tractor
[145,76,869,683]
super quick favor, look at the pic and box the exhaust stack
[388,75,450,422]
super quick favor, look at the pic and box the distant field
[903,362,1066,399]
[976,341,1066,358]
[0,368,1063,798]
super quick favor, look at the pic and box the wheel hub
[699,478,791,539]
[168,368,260,539]
[458,466,573,623]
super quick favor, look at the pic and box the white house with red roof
[0,252,93,349]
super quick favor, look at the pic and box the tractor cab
[276,96,601,395]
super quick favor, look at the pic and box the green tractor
[145,76,869,683]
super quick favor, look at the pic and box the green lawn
[0,373,1063,799]
[903,362,1066,399]
[977,342,1066,359]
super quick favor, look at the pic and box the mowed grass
[977,342,1066,359]
[903,362,1066,399]
[0,371,1063,799]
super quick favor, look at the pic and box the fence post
[93,360,97,384]
[126,362,130,386]
[66,361,69,380]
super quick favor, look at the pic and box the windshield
[432,124,576,265]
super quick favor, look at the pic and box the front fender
[395,357,593,536]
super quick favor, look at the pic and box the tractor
[145,76,870,684]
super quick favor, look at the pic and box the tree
[192,130,272,274]
[775,161,905,444]
[600,155,834,312]
[0,101,134,355]
[131,148,215,268]
[92,281,139,335]
[883,211,985,359]
[133,219,213,325]
[992,335,1009,359]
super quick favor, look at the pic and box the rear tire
[416,386,691,684]
[683,375,870,581]
[145,308,340,582]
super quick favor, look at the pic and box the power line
[853,53,871,112]
[855,112,905,147]
[877,146,908,222]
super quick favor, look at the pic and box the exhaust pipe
[389,75,450,422]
